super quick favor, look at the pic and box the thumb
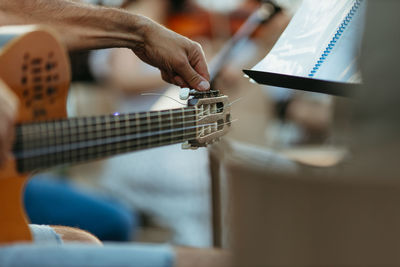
[177,62,210,91]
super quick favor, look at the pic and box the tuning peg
[179,88,190,100]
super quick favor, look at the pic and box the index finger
[192,49,210,82]
[188,43,210,82]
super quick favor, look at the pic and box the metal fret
[95,116,103,157]
[104,115,112,153]
[39,121,47,148]
[145,112,151,148]
[119,114,128,154]
[182,108,186,141]
[124,114,134,153]
[47,121,55,149]
[135,112,140,150]
[55,120,63,164]
[87,116,97,157]
[69,118,78,144]
[81,117,89,162]
[169,109,173,144]
[157,110,162,145]
[114,114,122,153]
[65,119,72,164]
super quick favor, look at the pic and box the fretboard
[13,107,197,173]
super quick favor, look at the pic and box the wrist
[126,14,152,53]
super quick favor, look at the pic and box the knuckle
[190,42,203,55]
[193,42,202,51]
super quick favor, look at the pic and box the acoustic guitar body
[0,26,70,244]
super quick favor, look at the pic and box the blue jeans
[24,176,138,242]
[0,243,173,267]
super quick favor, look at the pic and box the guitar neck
[13,107,197,173]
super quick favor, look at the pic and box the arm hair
[0,0,150,51]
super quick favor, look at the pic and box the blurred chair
[209,1,400,265]
[224,150,400,266]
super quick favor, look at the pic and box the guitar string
[18,119,237,172]
[16,96,239,168]
[18,126,217,170]
[17,111,205,141]
[18,118,233,155]
[16,102,222,137]
[16,108,196,136]
[15,119,236,160]
[15,114,216,154]
[16,115,226,161]
[140,93,187,106]
[17,112,194,138]
[16,98,238,138]
[17,121,234,172]
[15,98,239,164]
[15,96,241,138]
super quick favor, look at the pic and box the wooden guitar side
[0,26,70,244]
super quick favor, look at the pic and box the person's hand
[133,17,210,91]
[0,79,18,166]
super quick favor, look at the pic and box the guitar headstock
[183,90,231,149]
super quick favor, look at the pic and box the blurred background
[25,0,348,249]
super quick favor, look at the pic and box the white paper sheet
[252,0,365,83]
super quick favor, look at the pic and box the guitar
[0,26,231,244]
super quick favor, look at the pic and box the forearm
[0,0,149,51]
[0,0,210,90]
